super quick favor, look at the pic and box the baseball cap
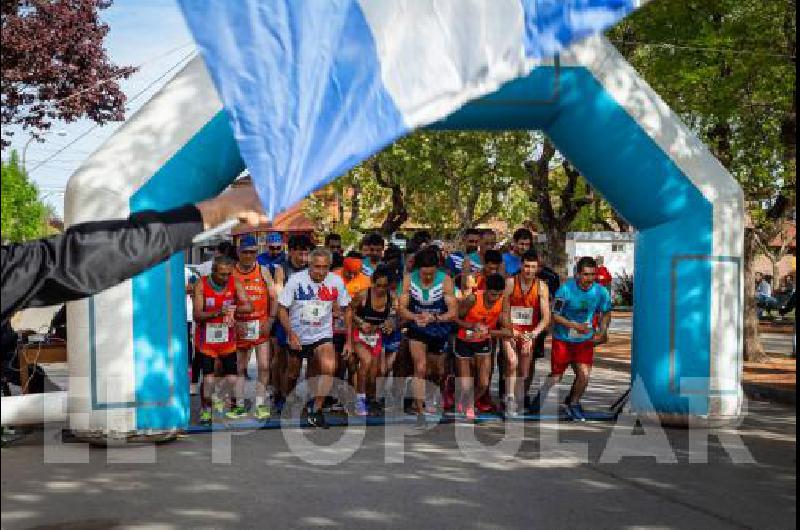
[266,232,283,245]
[239,234,258,249]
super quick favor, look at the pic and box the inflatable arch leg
[434,36,744,425]
[65,36,743,437]
[64,57,244,438]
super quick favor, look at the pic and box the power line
[38,41,196,109]
[28,51,196,175]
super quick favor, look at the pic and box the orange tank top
[233,264,269,320]
[196,276,237,356]
[509,276,541,331]
[458,291,503,342]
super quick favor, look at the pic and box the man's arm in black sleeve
[1,204,204,323]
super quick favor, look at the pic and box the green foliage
[1,150,48,242]
[610,0,796,223]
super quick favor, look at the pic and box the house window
[611,243,626,253]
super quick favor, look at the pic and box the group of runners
[189,227,612,428]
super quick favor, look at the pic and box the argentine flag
[178,0,640,219]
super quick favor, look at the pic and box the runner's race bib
[360,332,380,348]
[301,300,328,326]
[240,320,260,341]
[206,323,229,344]
[510,307,534,326]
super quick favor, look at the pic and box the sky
[3,0,194,218]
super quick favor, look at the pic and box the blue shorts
[383,330,402,353]
[274,322,288,346]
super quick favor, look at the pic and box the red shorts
[551,339,594,375]
[353,329,383,359]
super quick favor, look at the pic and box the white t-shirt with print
[278,270,351,345]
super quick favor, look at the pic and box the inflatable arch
[64,35,743,437]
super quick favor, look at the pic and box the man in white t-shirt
[278,248,352,428]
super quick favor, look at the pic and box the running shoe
[199,409,213,425]
[254,404,272,421]
[475,394,495,414]
[415,413,427,427]
[565,402,586,422]
[307,410,329,429]
[355,396,368,417]
[225,405,248,420]
[212,398,226,415]
[504,396,520,418]
[465,406,476,422]
[527,393,543,414]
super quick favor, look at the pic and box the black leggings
[188,325,202,383]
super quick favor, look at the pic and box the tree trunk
[743,228,768,362]
[348,182,362,229]
[372,159,408,237]
[543,228,569,279]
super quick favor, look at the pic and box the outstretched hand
[195,183,269,230]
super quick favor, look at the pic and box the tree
[1,0,135,147]
[522,136,596,276]
[1,150,49,242]
[611,0,796,361]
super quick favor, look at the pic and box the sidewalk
[594,333,797,405]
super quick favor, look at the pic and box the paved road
[2,362,796,529]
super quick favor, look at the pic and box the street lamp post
[21,130,67,173]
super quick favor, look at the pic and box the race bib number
[360,332,380,348]
[206,323,229,344]
[241,320,260,341]
[510,307,534,326]
[301,300,329,326]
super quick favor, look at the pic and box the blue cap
[266,232,282,245]
[239,234,258,249]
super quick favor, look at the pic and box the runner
[231,235,278,420]
[502,250,550,416]
[503,228,534,277]
[454,273,511,420]
[333,252,371,408]
[193,255,252,424]
[466,249,504,294]
[398,246,457,420]
[532,256,611,421]
[464,248,504,413]
[351,265,394,416]
[271,234,313,410]
[257,232,286,273]
[278,248,352,428]
[361,232,385,277]
[325,232,344,270]
[463,228,497,276]
[447,228,482,279]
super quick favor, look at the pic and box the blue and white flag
[178,0,639,218]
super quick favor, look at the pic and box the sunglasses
[268,246,283,251]
[240,249,258,254]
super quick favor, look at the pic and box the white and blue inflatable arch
[65,15,742,436]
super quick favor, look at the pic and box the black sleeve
[1,204,204,323]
